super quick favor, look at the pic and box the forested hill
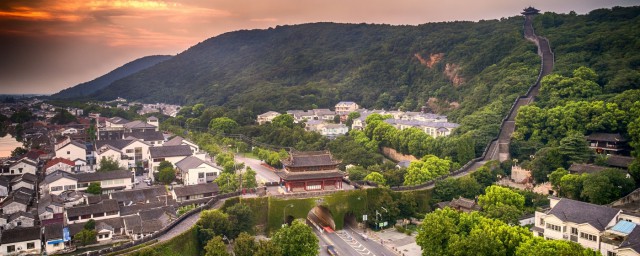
[51,55,173,99]
[92,17,540,115]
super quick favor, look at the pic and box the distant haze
[0,0,636,94]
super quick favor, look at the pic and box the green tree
[271,219,318,256]
[87,182,102,195]
[581,174,614,204]
[50,108,77,124]
[226,204,254,238]
[241,167,258,189]
[416,208,463,256]
[271,114,294,128]
[558,131,592,164]
[84,219,96,230]
[433,176,483,202]
[478,185,525,224]
[530,147,565,183]
[157,166,176,184]
[74,229,97,246]
[559,174,585,199]
[347,166,369,181]
[233,232,256,256]
[10,147,27,158]
[345,112,361,128]
[364,172,386,186]
[98,156,123,172]
[404,155,452,186]
[205,236,230,256]
[216,173,238,193]
[254,240,282,256]
[158,161,173,171]
[548,168,569,192]
[196,210,231,246]
[209,117,239,134]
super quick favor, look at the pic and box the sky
[0,0,637,95]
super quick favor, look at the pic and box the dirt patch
[414,53,444,68]
[425,97,460,113]
[444,63,465,86]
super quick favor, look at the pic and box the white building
[257,111,281,125]
[44,158,76,175]
[148,145,193,179]
[384,119,459,138]
[44,223,66,255]
[163,136,200,154]
[55,140,87,165]
[41,171,78,196]
[0,226,41,255]
[7,158,37,176]
[335,101,360,115]
[306,122,348,138]
[176,156,221,185]
[65,199,120,224]
[533,196,640,256]
[95,139,151,169]
[75,170,133,193]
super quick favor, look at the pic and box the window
[7,245,15,252]
[27,242,34,249]
[51,186,63,192]
[580,232,597,242]
[607,251,617,256]
[546,223,561,232]
[18,168,23,173]
[17,221,21,226]
[67,151,70,155]
[198,173,205,179]
[126,149,134,153]
[64,185,76,190]
[571,227,578,235]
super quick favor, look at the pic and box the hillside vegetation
[52,55,172,99]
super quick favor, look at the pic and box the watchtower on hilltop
[521,6,540,16]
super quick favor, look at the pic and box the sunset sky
[0,0,637,95]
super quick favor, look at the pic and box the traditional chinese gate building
[276,151,344,192]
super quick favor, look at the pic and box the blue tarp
[63,227,70,242]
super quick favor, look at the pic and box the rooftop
[67,199,119,218]
[547,197,620,231]
[75,170,131,183]
[282,151,341,168]
[174,183,219,197]
[0,226,41,243]
[175,156,217,171]
[149,145,193,158]
[587,133,627,142]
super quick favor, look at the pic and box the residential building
[37,194,65,221]
[587,133,630,155]
[568,163,609,175]
[6,157,37,175]
[384,119,459,138]
[306,122,348,138]
[313,109,336,121]
[286,110,315,123]
[532,196,640,255]
[10,173,37,191]
[68,217,125,243]
[124,130,164,146]
[276,151,345,192]
[44,157,76,175]
[257,111,281,125]
[172,183,219,202]
[95,139,151,169]
[75,170,133,193]
[0,194,29,215]
[175,156,221,185]
[0,226,41,255]
[66,199,120,224]
[163,136,200,154]
[54,140,88,166]
[0,177,9,197]
[41,171,78,196]
[449,197,481,213]
[44,223,66,255]
[148,145,193,177]
[335,101,360,115]
[4,211,35,230]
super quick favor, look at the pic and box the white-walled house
[176,156,221,185]
[65,199,120,224]
[0,195,29,215]
[0,226,41,255]
[335,101,360,115]
[44,223,66,255]
[75,170,133,193]
[95,145,125,169]
[55,140,87,164]
[257,111,281,125]
[44,158,76,175]
[41,171,78,196]
[96,139,151,169]
[148,145,193,179]
[0,177,8,197]
[6,158,37,176]
[532,197,640,255]
[164,136,200,154]
[10,173,37,191]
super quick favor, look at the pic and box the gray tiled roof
[175,156,217,171]
[173,183,219,197]
[619,225,640,253]
[0,226,41,243]
[67,199,119,218]
[149,145,192,158]
[75,170,131,183]
[587,133,626,142]
[123,120,156,129]
[282,151,340,168]
[548,198,620,231]
[108,117,130,124]
[8,211,34,221]
[163,136,184,146]
[95,139,134,150]
[568,163,608,174]
[44,222,64,241]
[125,130,164,141]
[43,170,77,184]
[110,186,168,205]
[607,155,635,169]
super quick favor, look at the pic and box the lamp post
[283,204,294,226]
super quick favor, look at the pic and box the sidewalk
[367,228,422,256]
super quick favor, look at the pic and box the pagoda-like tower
[521,6,540,16]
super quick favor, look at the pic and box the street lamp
[283,204,294,226]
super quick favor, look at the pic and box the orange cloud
[250,18,278,22]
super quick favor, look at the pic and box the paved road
[235,154,280,183]
[157,199,227,242]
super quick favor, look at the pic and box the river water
[0,135,23,158]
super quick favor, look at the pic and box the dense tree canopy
[271,219,318,256]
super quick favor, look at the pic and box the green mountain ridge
[51,55,173,99]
